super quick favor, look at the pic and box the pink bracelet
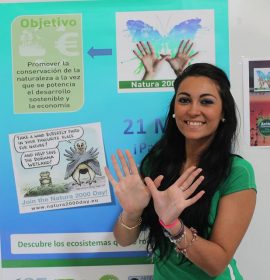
[159,218,179,229]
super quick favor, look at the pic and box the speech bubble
[21,148,60,169]
[14,126,84,153]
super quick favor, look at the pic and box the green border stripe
[119,80,174,89]
[2,256,152,268]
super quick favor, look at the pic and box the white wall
[229,1,270,279]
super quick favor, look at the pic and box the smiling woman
[105,63,256,280]
[173,75,224,155]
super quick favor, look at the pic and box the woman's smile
[174,76,223,145]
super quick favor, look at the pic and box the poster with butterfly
[254,68,270,92]
[116,9,215,93]
[243,58,270,147]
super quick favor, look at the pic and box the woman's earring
[221,118,226,122]
[172,113,175,118]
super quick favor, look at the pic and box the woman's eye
[201,99,214,105]
[178,97,190,104]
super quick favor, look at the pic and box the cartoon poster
[9,123,111,213]
[243,58,270,147]
[116,9,215,93]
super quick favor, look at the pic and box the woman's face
[174,76,223,145]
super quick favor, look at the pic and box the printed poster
[12,14,84,113]
[116,9,215,93]
[0,0,229,273]
[9,123,111,213]
[243,58,270,146]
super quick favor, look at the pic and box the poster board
[0,0,228,279]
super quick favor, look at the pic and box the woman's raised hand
[105,150,151,216]
[144,166,205,225]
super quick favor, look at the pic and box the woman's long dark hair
[140,63,238,259]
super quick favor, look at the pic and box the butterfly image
[256,70,270,88]
[126,18,202,73]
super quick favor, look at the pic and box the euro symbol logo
[55,32,79,56]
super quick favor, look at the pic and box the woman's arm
[145,159,257,277]
[168,189,256,276]
[113,211,142,246]
[105,149,151,246]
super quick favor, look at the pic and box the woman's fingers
[186,190,205,207]
[145,175,164,190]
[173,166,197,188]
[104,166,117,188]
[179,167,203,191]
[153,175,164,188]
[111,154,124,179]
[144,177,158,197]
[109,149,137,178]
[183,175,204,198]
[117,149,130,176]
[125,150,139,175]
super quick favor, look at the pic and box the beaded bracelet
[163,219,186,245]
[164,229,186,245]
[175,227,198,257]
[119,213,142,230]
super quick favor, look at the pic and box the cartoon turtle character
[64,140,102,186]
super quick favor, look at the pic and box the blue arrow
[88,47,112,58]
